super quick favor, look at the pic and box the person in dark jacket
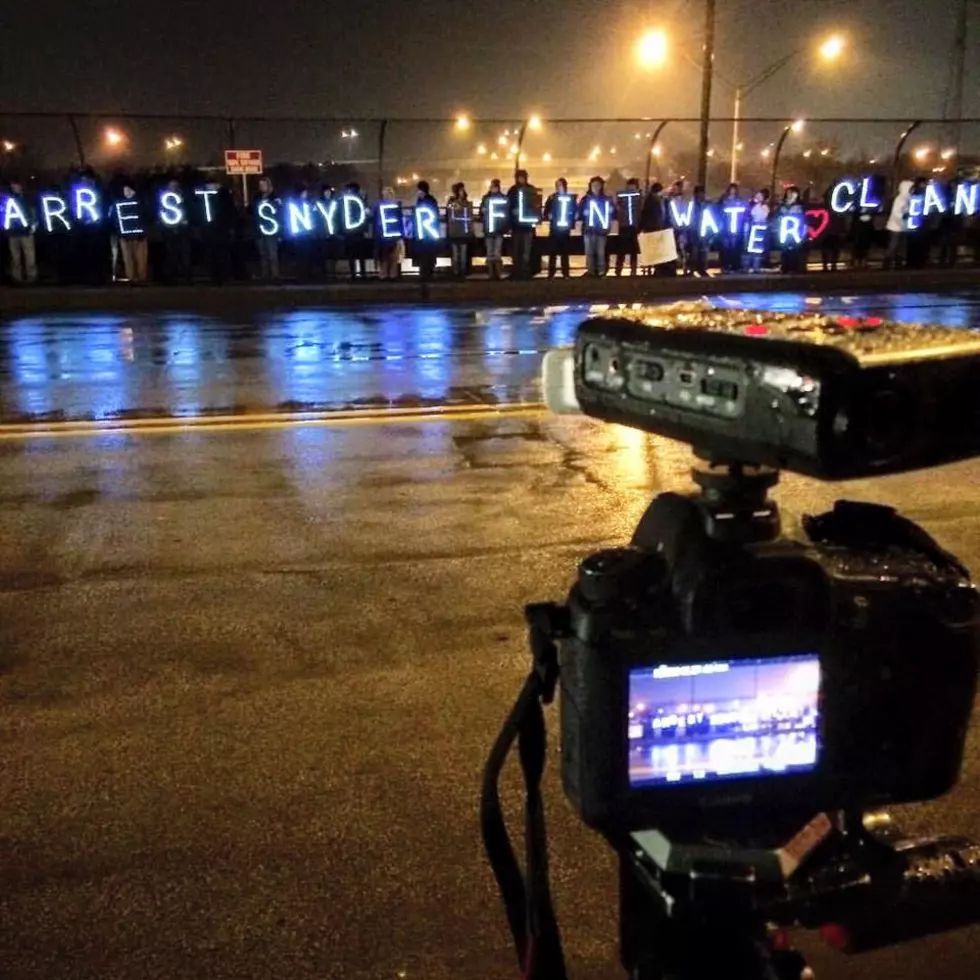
[543,177,574,278]
[342,181,368,280]
[315,184,341,279]
[615,177,643,276]
[507,169,538,279]
[639,182,677,276]
[3,179,38,284]
[374,186,403,281]
[414,180,440,282]
[481,179,508,280]
[820,183,846,272]
[717,182,746,273]
[253,176,282,280]
[199,177,235,284]
[579,175,615,277]
[777,185,806,274]
[446,182,473,279]
[160,178,192,284]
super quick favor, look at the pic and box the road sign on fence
[225,149,263,175]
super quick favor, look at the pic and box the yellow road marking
[0,403,547,440]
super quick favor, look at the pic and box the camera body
[559,489,980,835]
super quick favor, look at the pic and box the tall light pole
[730,34,845,183]
[696,0,716,189]
[771,119,804,198]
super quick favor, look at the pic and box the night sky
[2,0,974,121]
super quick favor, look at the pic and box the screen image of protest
[627,654,821,787]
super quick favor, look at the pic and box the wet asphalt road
[1,292,980,980]
[2,290,980,424]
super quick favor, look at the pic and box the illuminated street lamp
[164,135,184,152]
[761,147,772,159]
[651,145,662,157]
[497,135,508,147]
[527,114,542,132]
[914,146,931,162]
[514,114,544,177]
[730,33,844,182]
[455,114,470,131]
[542,152,552,162]
[941,148,956,161]
[803,149,812,159]
[104,127,126,149]
[1,139,15,153]
[636,29,668,69]
[476,144,487,155]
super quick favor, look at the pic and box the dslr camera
[483,306,980,980]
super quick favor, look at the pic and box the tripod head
[689,455,782,545]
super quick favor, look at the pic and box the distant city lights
[455,114,470,131]
[527,114,542,131]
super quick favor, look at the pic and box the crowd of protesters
[2,165,979,286]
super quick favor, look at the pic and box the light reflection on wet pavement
[1,291,979,423]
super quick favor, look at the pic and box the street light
[164,135,184,152]
[527,114,542,131]
[514,115,543,177]
[941,148,956,161]
[105,127,125,148]
[476,144,487,155]
[1,140,15,153]
[542,152,552,162]
[771,120,804,197]
[455,114,470,131]
[636,29,668,69]
[914,146,931,161]
[730,33,844,182]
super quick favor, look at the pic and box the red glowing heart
[804,207,831,241]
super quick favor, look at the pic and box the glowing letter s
[160,191,184,226]
[257,201,279,236]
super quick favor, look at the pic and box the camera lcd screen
[628,654,821,787]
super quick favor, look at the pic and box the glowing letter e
[257,201,279,236]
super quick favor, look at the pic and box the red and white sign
[224,149,263,175]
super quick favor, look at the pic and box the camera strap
[480,603,569,980]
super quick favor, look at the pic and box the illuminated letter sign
[859,176,882,211]
[746,224,768,255]
[160,191,185,226]
[923,182,947,216]
[2,196,30,232]
[586,198,612,232]
[954,182,979,217]
[315,199,339,235]
[699,205,721,238]
[74,186,100,223]
[377,202,403,239]
[287,200,314,236]
[778,214,805,246]
[830,179,858,214]
[114,200,143,236]
[41,194,71,232]
[342,195,367,233]
[414,203,441,241]
[618,191,641,227]
[723,205,746,235]
[517,189,538,226]
[669,199,694,228]
[486,196,507,234]
[906,195,924,231]
[194,188,218,224]
[257,201,280,237]
[554,194,574,231]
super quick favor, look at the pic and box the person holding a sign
[507,170,538,280]
[481,179,508,280]
[252,176,282,281]
[543,178,575,279]
[579,175,615,277]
